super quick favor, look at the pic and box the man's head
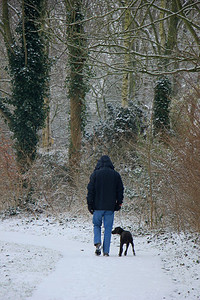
[99,155,114,169]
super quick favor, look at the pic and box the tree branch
[175,0,200,48]
[22,0,28,66]
[2,0,15,56]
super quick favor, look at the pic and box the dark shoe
[95,243,101,256]
[103,253,109,257]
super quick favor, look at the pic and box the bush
[163,87,200,232]
[0,133,22,212]
[84,103,146,162]
[86,102,145,142]
[140,85,200,232]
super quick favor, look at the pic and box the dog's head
[112,227,124,235]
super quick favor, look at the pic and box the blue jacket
[87,156,124,211]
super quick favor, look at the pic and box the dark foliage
[153,76,171,135]
[86,102,146,144]
[7,0,49,170]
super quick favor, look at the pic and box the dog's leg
[119,243,123,256]
[124,242,129,256]
[131,242,136,256]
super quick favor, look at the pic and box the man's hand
[88,204,94,215]
[114,203,122,211]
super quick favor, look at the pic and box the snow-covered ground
[0,212,199,300]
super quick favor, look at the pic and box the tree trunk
[65,0,87,179]
[42,98,52,150]
[121,0,132,107]
[41,4,52,151]
[2,0,49,172]
[69,93,82,172]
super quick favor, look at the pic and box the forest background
[0,0,199,233]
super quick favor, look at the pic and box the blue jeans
[93,210,114,254]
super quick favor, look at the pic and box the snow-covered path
[0,229,174,300]
[0,214,199,300]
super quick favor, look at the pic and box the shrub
[85,102,146,155]
[0,133,22,212]
[143,85,200,232]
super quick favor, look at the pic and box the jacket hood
[95,155,114,170]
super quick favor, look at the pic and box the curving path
[0,226,176,300]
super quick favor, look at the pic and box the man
[87,155,124,256]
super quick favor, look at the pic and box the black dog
[112,227,136,256]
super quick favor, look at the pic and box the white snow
[0,213,199,300]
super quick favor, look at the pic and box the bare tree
[65,0,88,178]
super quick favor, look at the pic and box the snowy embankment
[0,213,199,300]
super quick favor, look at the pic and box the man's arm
[87,172,96,214]
[116,173,124,205]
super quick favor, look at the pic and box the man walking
[87,155,124,256]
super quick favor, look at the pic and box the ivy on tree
[3,0,49,171]
[153,77,171,135]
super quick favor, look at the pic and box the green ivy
[8,0,49,170]
[153,76,171,135]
